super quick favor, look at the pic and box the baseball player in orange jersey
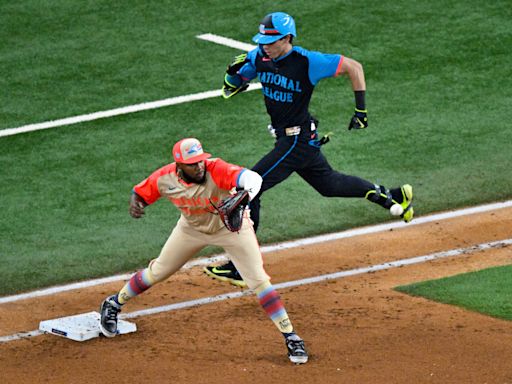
[99,138,308,364]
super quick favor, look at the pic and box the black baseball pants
[250,135,375,232]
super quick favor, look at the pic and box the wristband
[354,90,366,110]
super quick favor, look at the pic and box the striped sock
[255,281,294,334]
[117,268,156,305]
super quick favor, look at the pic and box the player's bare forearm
[340,57,366,91]
[341,57,368,129]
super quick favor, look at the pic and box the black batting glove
[222,74,249,99]
[348,108,368,130]
[226,53,248,75]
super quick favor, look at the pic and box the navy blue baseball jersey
[239,47,343,130]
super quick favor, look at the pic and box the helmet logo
[253,12,296,43]
[186,142,202,155]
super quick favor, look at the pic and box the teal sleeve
[225,73,243,87]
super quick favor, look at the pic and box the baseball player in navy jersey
[204,12,414,287]
[99,138,308,364]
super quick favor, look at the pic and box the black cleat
[99,295,121,337]
[203,260,247,288]
[286,334,309,364]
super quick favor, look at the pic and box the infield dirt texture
[1,1,511,382]
[1,207,511,383]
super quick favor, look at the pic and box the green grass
[395,265,512,321]
[1,0,511,295]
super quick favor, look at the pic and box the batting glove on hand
[226,53,248,75]
[222,75,249,99]
[348,108,368,130]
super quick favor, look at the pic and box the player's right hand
[348,108,368,130]
[129,194,146,218]
[222,75,249,99]
[226,53,248,75]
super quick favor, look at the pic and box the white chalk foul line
[196,33,257,52]
[1,199,511,306]
[0,330,44,343]
[1,238,510,344]
[1,33,252,138]
[0,83,262,138]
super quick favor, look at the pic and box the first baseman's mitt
[212,190,249,232]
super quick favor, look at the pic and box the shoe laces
[105,301,120,321]
[287,337,306,355]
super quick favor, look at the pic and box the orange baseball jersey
[133,158,244,233]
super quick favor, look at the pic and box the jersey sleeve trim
[236,168,246,188]
[334,55,344,77]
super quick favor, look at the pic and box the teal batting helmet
[252,12,297,44]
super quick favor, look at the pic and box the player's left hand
[213,190,249,232]
[348,108,368,130]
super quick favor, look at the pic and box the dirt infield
[1,207,511,384]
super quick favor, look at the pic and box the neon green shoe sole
[400,184,414,223]
[203,266,247,288]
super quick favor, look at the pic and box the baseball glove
[212,190,249,232]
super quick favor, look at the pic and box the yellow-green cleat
[398,184,414,222]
